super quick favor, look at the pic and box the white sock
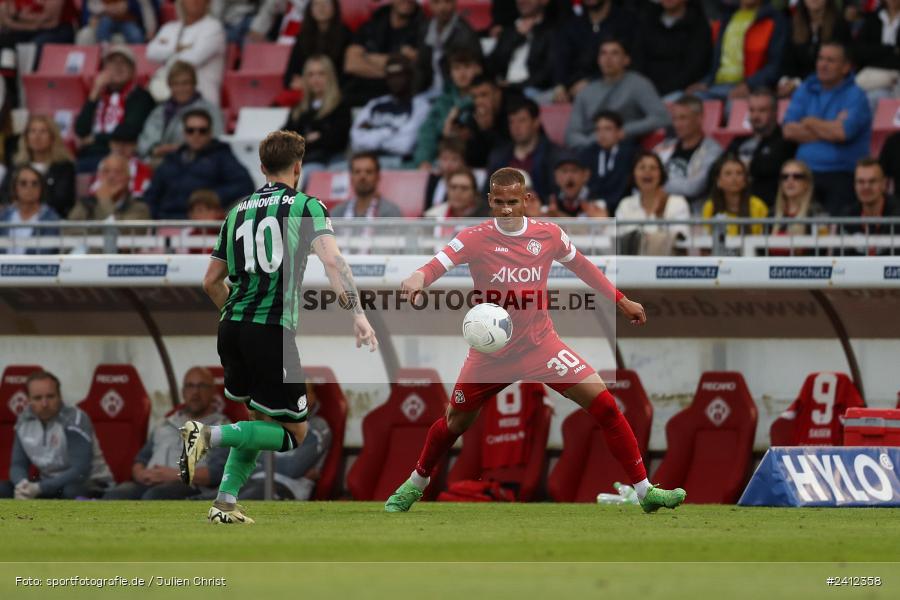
[209,426,223,447]
[634,479,652,500]
[409,470,430,491]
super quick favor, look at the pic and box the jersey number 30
[235,217,283,273]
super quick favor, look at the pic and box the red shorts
[450,335,595,412]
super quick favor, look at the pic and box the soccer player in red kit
[385,168,686,513]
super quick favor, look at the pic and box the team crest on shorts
[527,239,542,255]
[454,389,465,404]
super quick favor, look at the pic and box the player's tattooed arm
[312,235,362,315]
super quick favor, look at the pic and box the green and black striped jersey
[211,182,333,330]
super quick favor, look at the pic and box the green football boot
[384,480,424,513]
[639,485,687,513]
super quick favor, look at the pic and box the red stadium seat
[712,99,750,147]
[239,43,292,74]
[341,0,380,31]
[306,171,350,208]
[202,365,250,423]
[458,0,493,31]
[871,98,900,156]
[777,98,790,123]
[444,383,551,502]
[160,0,177,24]
[32,44,100,77]
[769,372,864,447]
[77,365,151,483]
[222,73,284,130]
[653,371,757,504]
[377,170,429,217]
[21,76,87,115]
[303,366,348,500]
[0,365,43,480]
[128,44,157,86]
[547,370,653,503]
[307,170,427,217]
[346,368,449,500]
[540,103,572,148]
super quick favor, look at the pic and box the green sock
[218,448,260,498]
[217,421,286,451]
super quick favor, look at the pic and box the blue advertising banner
[739,447,900,507]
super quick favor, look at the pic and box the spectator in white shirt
[615,150,691,239]
[147,0,226,105]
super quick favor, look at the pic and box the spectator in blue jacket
[143,109,254,219]
[687,0,787,102]
[783,42,872,216]
[0,167,60,255]
[0,371,114,500]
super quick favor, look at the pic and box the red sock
[588,390,647,483]
[415,417,460,478]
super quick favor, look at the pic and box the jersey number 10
[236,217,284,273]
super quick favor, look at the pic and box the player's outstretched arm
[202,258,230,310]
[561,250,647,325]
[312,235,379,352]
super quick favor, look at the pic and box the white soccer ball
[462,303,513,354]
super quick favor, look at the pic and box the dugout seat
[540,103,572,148]
[653,371,757,504]
[77,365,152,483]
[769,372,864,447]
[346,368,449,501]
[443,383,551,502]
[303,366,348,500]
[0,365,43,480]
[548,370,653,503]
[202,365,250,424]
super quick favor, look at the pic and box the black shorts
[217,320,308,423]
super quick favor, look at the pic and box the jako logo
[702,382,736,391]
[781,453,897,503]
[491,266,542,283]
[494,247,509,253]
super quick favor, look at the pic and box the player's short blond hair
[259,130,306,175]
[489,167,526,190]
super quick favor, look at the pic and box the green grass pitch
[1,500,897,599]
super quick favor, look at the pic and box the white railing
[0,217,898,256]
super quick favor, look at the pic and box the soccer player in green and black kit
[179,130,378,524]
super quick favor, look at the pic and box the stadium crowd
[0,0,899,255]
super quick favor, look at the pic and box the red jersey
[432,218,577,358]
[780,372,865,445]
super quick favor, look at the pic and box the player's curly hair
[489,167,526,190]
[259,130,306,175]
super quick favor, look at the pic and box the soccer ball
[462,303,513,353]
